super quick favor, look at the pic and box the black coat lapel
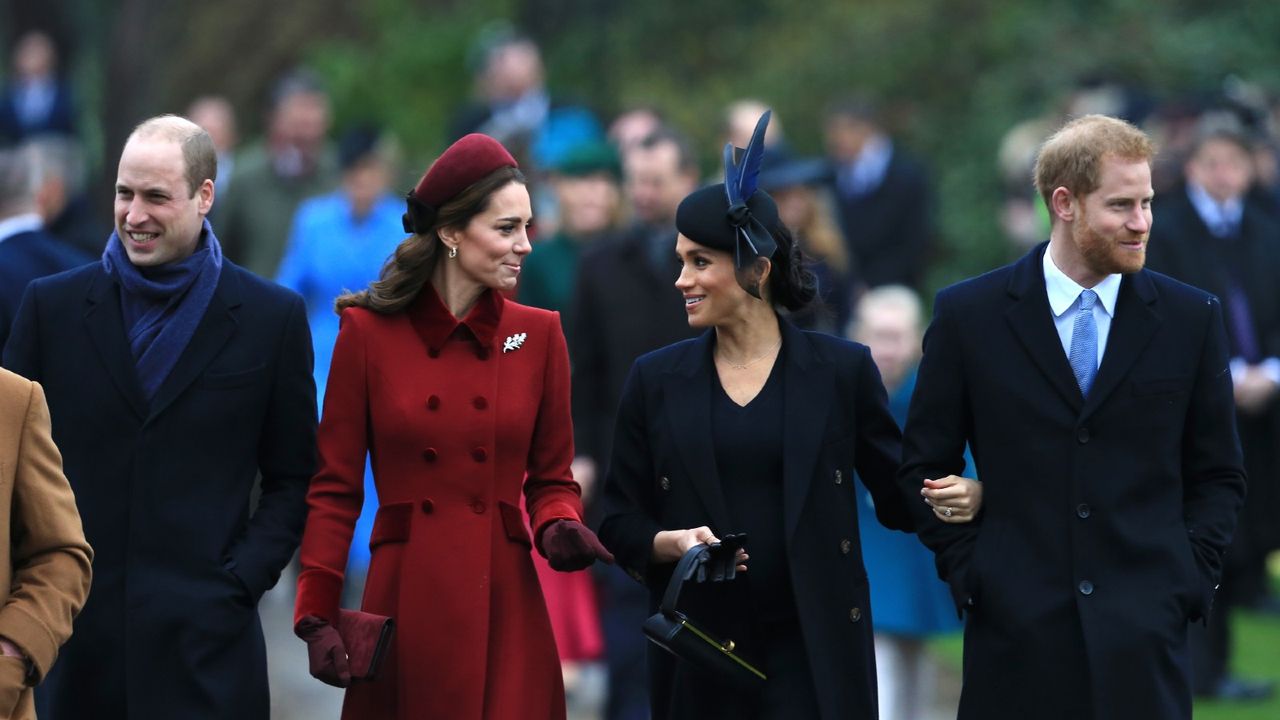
[663,332,735,533]
[83,270,148,421]
[146,266,242,422]
[781,322,831,542]
[1004,244,1084,412]
[1081,271,1160,420]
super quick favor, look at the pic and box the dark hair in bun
[767,222,818,312]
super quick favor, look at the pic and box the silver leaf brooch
[503,333,527,353]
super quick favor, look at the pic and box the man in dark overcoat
[900,114,1246,719]
[2,114,316,719]
[1144,121,1280,700]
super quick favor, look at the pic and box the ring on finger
[942,507,953,518]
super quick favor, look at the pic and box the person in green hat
[519,141,622,313]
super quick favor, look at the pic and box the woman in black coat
[597,113,980,720]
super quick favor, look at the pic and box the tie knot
[1079,289,1097,311]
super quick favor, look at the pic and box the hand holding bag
[338,609,395,682]
[641,539,766,686]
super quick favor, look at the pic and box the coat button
[472,447,488,462]
[427,395,440,410]
[1079,580,1094,596]
[422,448,437,462]
[473,396,488,410]
[849,607,862,622]
[1077,428,1090,444]
[1076,503,1091,519]
[834,469,843,485]
[421,499,434,513]
[840,539,852,555]
[659,476,671,491]
[472,500,487,514]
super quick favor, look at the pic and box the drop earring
[448,245,458,259]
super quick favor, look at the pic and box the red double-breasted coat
[295,286,583,719]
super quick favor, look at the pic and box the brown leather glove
[541,520,616,571]
[295,615,351,688]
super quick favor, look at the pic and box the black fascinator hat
[676,110,780,297]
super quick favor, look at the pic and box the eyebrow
[495,215,530,223]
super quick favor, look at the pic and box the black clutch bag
[642,540,766,686]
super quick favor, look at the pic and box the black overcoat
[2,261,316,720]
[598,319,912,720]
[900,243,1246,720]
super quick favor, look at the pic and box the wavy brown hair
[335,166,527,314]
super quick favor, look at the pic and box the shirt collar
[0,213,43,245]
[1186,182,1243,236]
[1042,243,1121,318]
[409,283,505,356]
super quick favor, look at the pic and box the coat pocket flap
[498,501,532,548]
[369,502,413,550]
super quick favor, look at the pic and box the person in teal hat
[519,141,622,314]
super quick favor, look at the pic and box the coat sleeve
[851,345,912,531]
[898,290,979,614]
[1181,297,1247,619]
[228,294,317,600]
[295,309,369,626]
[597,361,664,585]
[527,313,585,548]
[0,380,92,682]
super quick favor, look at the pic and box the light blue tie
[1069,289,1099,396]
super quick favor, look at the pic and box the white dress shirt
[1043,244,1121,367]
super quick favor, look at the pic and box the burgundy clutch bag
[338,609,395,682]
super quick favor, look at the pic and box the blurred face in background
[270,91,331,165]
[625,140,696,226]
[554,172,620,236]
[343,154,392,218]
[187,97,238,154]
[853,298,921,391]
[483,41,544,101]
[824,114,876,163]
[773,186,815,232]
[1186,137,1254,204]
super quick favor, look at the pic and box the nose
[1127,206,1151,234]
[674,262,693,290]
[124,197,149,227]
[513,228,532,255]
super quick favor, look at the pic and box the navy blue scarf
[102,219,223,402]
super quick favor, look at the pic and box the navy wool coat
[598,319,912,720]
[3,261,316,720]
[900,244,1246,720]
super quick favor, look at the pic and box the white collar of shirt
[1186,182,1243,237]
[0,213,44,245]
[840,134,893,196]
[1042,244,1121,319]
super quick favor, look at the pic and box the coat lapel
[146,266,242,422]
[663,331,735,533]
[1080,271,1160,420]
[781,322,831,542]
[83,270,148,421]
[1004,244,1084,412]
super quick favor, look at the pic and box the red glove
[295,615,351,688]
[541,520,615,571]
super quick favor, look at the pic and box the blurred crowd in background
[4,11,1280,719]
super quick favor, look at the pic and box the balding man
[4,115,316,720]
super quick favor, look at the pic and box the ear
[437,225,459,253]
[198,178,215,216]
[1049,186,1076,223]
[755,256,773,290]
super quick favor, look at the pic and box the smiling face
[114,137,213,267]
[1052,154,1152,287]
[442,180,533,292]
[674,234,757,328]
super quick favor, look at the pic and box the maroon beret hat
[402,133,518,233]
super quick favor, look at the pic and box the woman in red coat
[293,134,614,719]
